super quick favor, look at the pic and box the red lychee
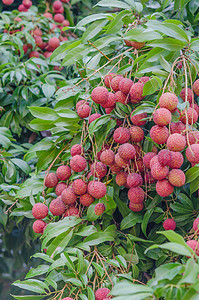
[100,149,115,165]
[115,153,129,168]
[22,0,32,8]
[115,91,129,104]
[130,111,147,126]
[113,127,131,144]
[193,79,199,96]
[71,144,83,156]
[64,207,80,218]
[128,187,145,203]
[138,76,150,84]
[44,12,53,18]
[95,288,110,300]
[180,87,194,103]
[159,92,178,111]
[89,113,101,124]
[180,107,198,124]
[143,152,156,169]
[191,103,199,115]
[55,182,67,196]
[186,240,199,256]
[129,201,143,212]
[77,104,91,118]
[156,179,174,197]
[45,173,59,188]
[72,179,87,195]
[170,122,186,134]
[91,87,109,104]
[34,36,43,48]
[94,203,105,216]
[54,13,65,23]
[18,4,28,11]
[109,163,122,174]
[186,144,199,163]
[70,155,87,172]
[110,76,123,92]
[163,219,176,230]
[153,108,172,126]
[76,100,89,110]
[79,193,94,206]
[61,187,77,205]
[193,218,199,233]
[129,126,144,143]
[56,165,71,181]
[3,0,14,4]
[62,298,74,300]
[151,162,169,180]
[53,0,62,10]
[104,73,115,88]
[118,143,136,160]
[168,151,184,169]
[186,131,199,145]
[166,133,186,151]
[33,220,46,234]
[129,83,144,103]
[49,197,66,216]
[105,107,114,114]
[158,149,172,166]
[32,203,48,220]
[29,51,40,58]
[133,158,144,173]
[91,162,107,179]
[115,171,128,186]
[119,78,133,94]
[101,92,116,108]
[150,125,169,144]
[127,173,143,188]
[168,169,185,187]
[149,155,159,169]
[88,181,107,199]
[48,37,60,50]
[145,171,157,184]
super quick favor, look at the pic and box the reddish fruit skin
[145,171,157,184]
[115,91,129,104]
[105,107,114,114]
[77,104,91,118]
[44,12,53,18]
[110,163,122,174]
[186,144,199,163]
[118,143,136,160]
[158,149,172,166]
[88,181,107,199]
[61,188,77,205]
[45,173,59,188]
[167,151,183,169]
[159,92,178,111]
[101,92,116,108]
[80,193,94,206]
[91,162,107,179]
[156,179,174,197]
[32,203,48,219]
[72,179,87,195]
[138,76,150,84]
[130,111,147,126]
[116,172,128,186]
[49,197,66,216]
[150,125,169,144]
[33,220,46,234]
[113,127,131,144]
[153,108,172,126]
[128,187,145,203]
[186,240,199,256]
[54,13,65,23]
[143,152,156,169]
[115,153,129,168]
[94,203,105,216]
[64,207,80,218]
[186,131,199,145]
[127,173,143,188]
[170,122,186,134]
[95,288,110,300]
[129,201,143,212]
[129,126,144,143]
[91,87,109,104]
[131,41,145,49]
[180,107,198,125]
[56,165,71,181]
[119,78,133,94]
[100,149,115,165]
[89,113,101,124]
[168,169,185,187]
[48,37,60,50]
[62,298,74,300]
[76,100,89,110]
[22,0,32,8]
[71,144,83,156]
[70,155,87,172]
[53,0,63,10]
[18,4,28,11]
[193,79,199,96]
[193,218,199,233]
[149,156,159,169]
[110,76,123,92]
[166,133,186,152]
[180,88,194,103]
[129,83,144,103]
[55,182,67,196]
[104,73,115,88]
[29,51,40,58]
[3,0,14,4]
[163,219,176,230]
[151,162,169,180]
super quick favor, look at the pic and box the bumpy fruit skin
[32,203,48,220]
[89,113,101,124]
[143,152,156,169]
[104,73,115,88]
[186,131,199,145]
[53,0,62,10]
[156,179,174,197]
[115,153,129,168]
[91,86,109,104]
[100,149,115,165]
[76,100,88,110]
[186,144,199,163]
[180,107,198,125]
[130,111,147,126]
[113,127,131,144]
[168,169,185,187]
[94,203,105,216]
[48,37,60,50]
[186,240,199,256]
[129,83,144,103]
[159,92,178,111]
[62,297,74,300]
[70,155,87,172]
[153,108,172,126]
[129,201,143,212]
[95,288,110,300]
[168,151,184,169]
[61,188,77,205]
[55,182,67,196]
[80,193,94,206]
[110,163,122,174]
[116,172,128,186]
[170,122,186,134]
[191,103,199,116]
[193,79,199,96]
[110,76,123,92]
[151,162,169,180]
[77,104,91,118]
[45,173,59,188]
[88,181,107,199]
[180,88,194,103]
[56,165,71,181]
[118,143,136,160]
[101,92,116,108]
[33,220,46,234]
[163,219,176,230]
[138,76,150,84]
[166,133,186,151]
[193,218,199,233]
[54,13,65,23]
[72,179,87,195]
[115,91,129,104]
[158,149,172,166]
[49,197,66,216]
[133,158,144,173]
[149,156,159,169]
[128,187,145,203]
[71,144,83,156]
[3,0,14,4]
[145,171,157,184]
[91,162,107,179]
[150,125,169,144]
[64,207,80,218]
[44,12,53,18]
[129,126,144,143]
[119,78,133,94]
[127,173,143,188]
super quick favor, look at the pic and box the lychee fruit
[3,0,14,4]
[138,76,150,84]
[91,86,109,104]
[105,107,114,114]
[115,153,129,168]
[110,163,122,174]
[88,181,107,199]
[180,88,194,103]
[186,131,199,145]
[129,83,144,103]
[159,92,178,111]
[128,187,145,203]
[153,108,172,126]
[72,179,87,195]
[61,187,77,205]
[91,162,107,179]
[48,37,60,50]
[191,103,199,115]
[64,207,80,218]
[62,298,74,300]
[131,41,145,49]
[56,165,71,181]
[54,13,65,23]
[77,104,91,118]
[101,92,116,108]
[168,151,184,169]
[145,171,157,184]
[156,179,174,197]
[33,220,46,234]
[44,12,53,18]
[94,203,105,216]
[116,171,128,186]
[129,126,144,143]
[186,240,199,256]
[166,133,186,151]
[168,169,185,187]
[193,79,199,96]
[113,127,131,144]
[193,218,199,233]
[32,203,48,220]
[70,155,87,172]
[163,219,176,230]
[55,182,67,196]
[22,0,32,9]
[71,144,83,156]
[129,201,143,212]
[150,125,169,144]
[45,173,59,188]
[29,51,40,58]
[53,0,62,10]
[49,197,66,216]
[115,91,129,104]
[104,73,115,88]
[100,149,115,165]
[170,122,186,134]
[133,158,144,173]
[151,162,169,180]
[18,4,28,11]
[186,144,199,163]
[95,288,110,300]
[118,143,136,160]
[158,149,172,166]
[130,111,147,126]
[149,155,159,169]
[119,78,133,94]
[79,193,94,206]
[76,100,89,110]
[127,173,143,188]
[143,152,156,169]
[180,107,198,124]
[89,113,101,124]
[110,75,123,92]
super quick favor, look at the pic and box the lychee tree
[4,0,199,298]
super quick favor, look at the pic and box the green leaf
[111,281,153,296]
[147,242,192,257]
[185,166,199,183]
[46,230,73,256]
[10,159,31,174]
[11,296,45,300]
[82,19,108,43]
[42,84,55,98]
[29,107,58,121]
[89,115,111,135]
[25,265,49,279]
[190,178,199,194]
[12,279,48,294]
[96,0,131,9]
[76,13,111,29]
[125,28,163,42]
[141,208,154,236]
[29,119,54,131]
[149,38,187,51]
[61,252,75,271]
[84,231,115,246]
[105,10,131,34]
[120,212,142,230]
[143,77,162,96]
